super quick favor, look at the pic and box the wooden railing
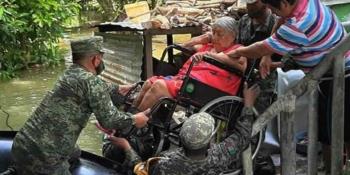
[242,35,350,175]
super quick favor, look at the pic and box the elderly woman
[133,17,247,111]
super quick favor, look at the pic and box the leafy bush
[0,0,80,80]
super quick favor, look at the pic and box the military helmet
[179,112,216,150]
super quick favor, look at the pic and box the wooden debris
[156,6,205,17]
[196,4,221,9]
[122,0,246,28]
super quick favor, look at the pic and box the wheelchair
[111,44,264,173]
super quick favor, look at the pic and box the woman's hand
[243,83,261,108]
[191,52,208,63]
[108,136,131,151]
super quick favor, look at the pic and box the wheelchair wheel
[199,96,263,160]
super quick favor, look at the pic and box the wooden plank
[242,145,253,175]
[143,34,153,79]
[167,34,174,63]
[331,55,345,175]
[278,95,296,175]
[252,94,296,136]
[145,26,202,35]
[280,110,296,175]
[307,81,319,175]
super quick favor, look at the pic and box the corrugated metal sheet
[96,22,201,32]
[97,22,145,31]
[96,32,144,85]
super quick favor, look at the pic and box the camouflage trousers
[12,141,81,175]
[255,71,277,114]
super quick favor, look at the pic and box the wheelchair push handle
[160,44,196,62]
[172,44,196,55]
[202,55,244,77]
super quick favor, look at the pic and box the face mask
[95,60,105,75]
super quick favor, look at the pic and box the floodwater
[0,33,190,156]
[0,64,104,155]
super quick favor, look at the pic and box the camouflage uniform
[127,110,254,175]
[238,11,278,114]
[237,11,276,47]
[11,36,134,175]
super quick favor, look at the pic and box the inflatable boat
[0,131,126,175]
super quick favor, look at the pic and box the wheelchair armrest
[160,44,196,62]
[172,44,196,55]
[202,55,244,77]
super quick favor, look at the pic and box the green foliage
[0,0,80,80]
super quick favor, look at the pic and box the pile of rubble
[125,0,247,30]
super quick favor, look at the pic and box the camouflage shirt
[237,12,278,114]
[126,108,254,175]
[12,64,133,162]
[237,12,276,46]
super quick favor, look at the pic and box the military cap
[70,36,114,54]
[179,112,216,150]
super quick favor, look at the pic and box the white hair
[212,16,239,35]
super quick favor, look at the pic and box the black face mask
[95,60,105,75]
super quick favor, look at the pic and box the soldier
[109,83,260,175]
[10,36,150,175]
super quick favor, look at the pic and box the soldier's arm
[100,78,120,97]
[124,147,142,168]
[216,107,254,159]
[107,136,142,168]
[213,83,259,161]
[87,76,134,130]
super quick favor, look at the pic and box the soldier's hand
[108,136,131,151]
[243,82,260,107]
[133,108,150,128]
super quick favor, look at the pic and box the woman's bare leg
[137,80,172,111]
[133,80,152,107]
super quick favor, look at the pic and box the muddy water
[0,64,104,155]
[0,33,191,156]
